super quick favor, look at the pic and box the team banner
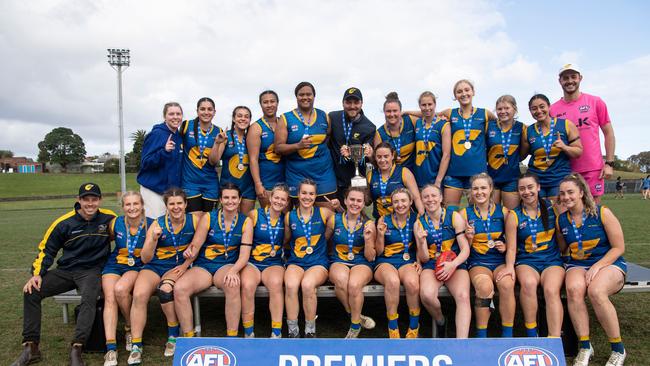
[174,337,565,366]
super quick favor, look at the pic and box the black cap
[79,183,102,198]
[343,87,363,101]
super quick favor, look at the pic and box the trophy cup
[349,144,366,188]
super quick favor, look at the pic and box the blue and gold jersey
[462,204,507,266]
[487,120,524,185]
[108,216,153,267]
[286,207,330,267]
[511,203,561,264]
[524,119,572,188]
[200,210,249,265]
[250,208,285,267]
[367,164,407,218]
[414,117,448,187]
[330,213,372,265]
[416,209,456,259]
[282,108,336,197]
[377,213,417,264]
[152,213,197,264]
[557,206,626,268]
[180,119,222,189]
[254,118,285,190]
[220,131,254,195]
[447,107,489,177]
[376,115,416,170]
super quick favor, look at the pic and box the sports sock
[305,319,316,334]
[476,326,488,338]
[106,339,117,351]
[226,329,238,337]
[243,320,254,336]
[501,323,513,337]
[271,321,282,337]
[167,322,180,338]
[287,319,299,336]
[525,322,538,337]
[408,308,420,330]
[387,313,399,330]
[132,338,143,350]
[350,319,361,331]
[183,330,195,337]
[578,336,591,350]
[609,337,625,353]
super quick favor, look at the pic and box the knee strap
[157,279,176,304]
[474,297,494,309]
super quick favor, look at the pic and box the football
[435,250,457,281]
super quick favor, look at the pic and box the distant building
[0,157,42,173]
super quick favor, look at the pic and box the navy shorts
[444,176,471,190]
[494,180,517,193]
[515,259,564,274]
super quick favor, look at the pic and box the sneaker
[405,327,419,338]
[125,331,133,351]
[127,346,142,365]
[359,314,376,330]
[304,332,316,338]
[104,350,118,366]
[572,345,594,366]
[388,328,400,339]
[288,330,300,339]
[244,332,255,339]
[270,333,282,339]
[345,328,361,339]
[605,350,626,366]
[164,339,176,357]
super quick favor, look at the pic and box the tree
[37,127,86,170]
[127,129,147,171]
[0,150,13,159]
[628,151,650,173]
[103,158,120,173]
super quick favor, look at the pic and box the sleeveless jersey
[282,108,336,197]
[200,210,248,265]
[249,208,285,267]
[330,212,372,265]
[220,131,253,194]
[487,120,524,185]
[447,107,489,177]
[462,204,507,266]
[376,115,416,170]
[152,213,197,264]
[108,216,153,267]
[367,164,407,218]
[416,209,456,259]
[511,203,561,264]
[414,117,447,187]
[286,207,329,267]
[180,119,222,190]
[254,117,285,190]
[524,118,572,188]
[377,213,417,264]
[557,206,626,268]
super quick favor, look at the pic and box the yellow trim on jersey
[32,210,76,276]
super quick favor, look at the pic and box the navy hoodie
[137,122,183,194]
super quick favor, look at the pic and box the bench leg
[193,296,201,337]
[62,304,69,324]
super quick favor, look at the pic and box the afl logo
[181,345,237,366]
[498,346,558,366]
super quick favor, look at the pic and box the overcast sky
[1,0,648,160]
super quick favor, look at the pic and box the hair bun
[385,91,399,101]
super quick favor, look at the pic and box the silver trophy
[349,144,367,188]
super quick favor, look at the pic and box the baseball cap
[343,87,363,101]
[79,183,102,198]
[558,63,581,76]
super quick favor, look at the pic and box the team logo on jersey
[451,117,458,123]
[561,227,569,235]
[290,125,299,132]
[181,345,237,366]
[98,224,107,233]
[595,183,602,191]
[579,105,590,113]
[188,131,195,138]
[519,221,528,229]
[529,137,536,144]
[291,223,297,230]
[498,346,558,366]
[334,228,341,235]
[209,229,215,237]
[261,132,268,138]
[353,132,360,139]
[489,131,497,137]
[116,232,124,239]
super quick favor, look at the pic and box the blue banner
[174,337,565,366]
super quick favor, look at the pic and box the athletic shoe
[270,333,282,339]
[244,332,255,339]
[405,327,419,338]
[572,344,593,366]
[287,330,300,338]
[104,350,118,366]
[359,314,376,329]
[345,328,361,339]
[304,332,316,338]
[388,328,400,339]
[605,350,626,366]
[127,346,142,365]
[164,339,176,357]
[125,331,133,351]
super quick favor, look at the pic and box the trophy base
[351,176,367,188]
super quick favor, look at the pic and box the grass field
[0,174,649,365]
[0,173,138,198]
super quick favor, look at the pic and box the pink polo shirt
[550,93,611,173]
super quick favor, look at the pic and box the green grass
[0,173,138,198]
[612,170,647,180]
[0,190,649,364]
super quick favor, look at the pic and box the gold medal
[305,246,314,255]
[237,163,245,171]
[403,253,410,261]
[434,251,440,258]
[531,244,538,252]
[545,157,551,166]
[127,257,135,267]
[269,250,277,257]
[347,252,355,261]
[576,249,585,259]
[381,198,388,206]
[487,240,495,249]
[464,141,472,150]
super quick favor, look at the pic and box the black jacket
[31,203,117,276]
[328,110,376,187]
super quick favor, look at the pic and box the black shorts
[187,196,219,213]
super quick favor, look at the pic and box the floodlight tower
[107,48,130,194]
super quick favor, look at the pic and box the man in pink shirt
[550,64,616,203]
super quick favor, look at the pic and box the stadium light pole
[107,48,130,194]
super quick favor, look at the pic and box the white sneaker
[270,333,282,339]
[244,332,255,338]
[164,339,176,357]
[104,350,118,366]
[125,331,133,351]
[345,327,361,339]
[605,350,626,366]
[572,345,594,366]
[127,346,142,365]
[359,314,376,329]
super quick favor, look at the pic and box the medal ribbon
[422,118,434,152]
[475,204,493,243]
[298,208,313,253]
[345,213,362,258]
[523,203,540,249]
[166,214,182,262]
[460,108,473,146]
[220,210,238,257]
[570,210,587,255]
[126,218,145,259]
[265,208,281,253]
[234,133,246,166]
[396,214,411,256]
[297,109,313,136]
[540,118,557,162]
[500,123,513,163]
[425,209,445,255]
[197,124,212,162]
